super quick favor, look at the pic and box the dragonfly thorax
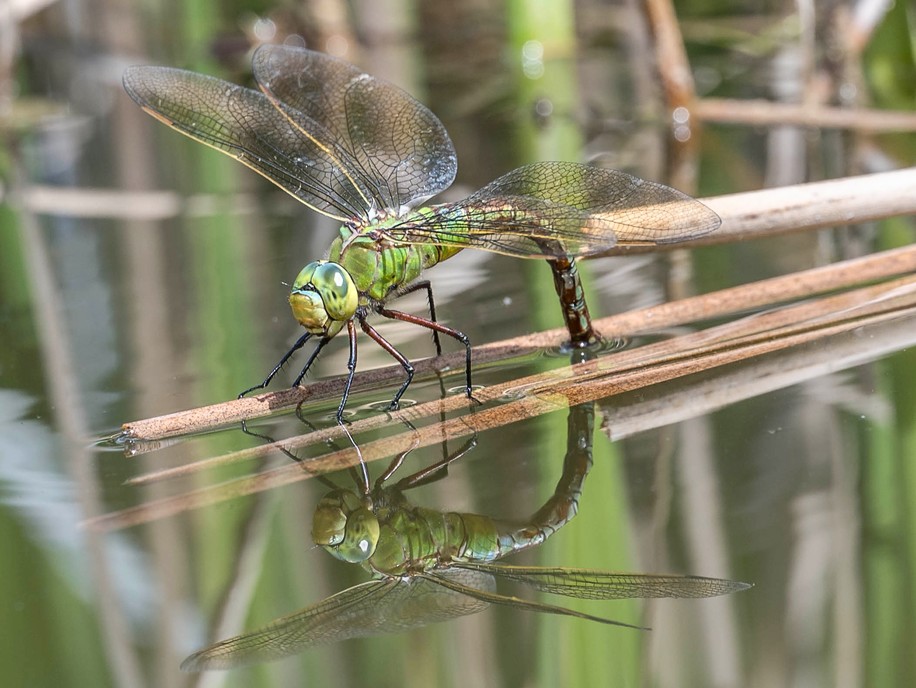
[289,261,358,336]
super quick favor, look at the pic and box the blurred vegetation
[1,1,914,687]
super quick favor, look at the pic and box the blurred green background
[1,0,915,686]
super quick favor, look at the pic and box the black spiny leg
[376,306,473,401]
[358,315,415,411]
[238,331,312,398]
[335,319,359,423]
[292,336,333,387]
[394,281,455,460]
[395,280,442,355]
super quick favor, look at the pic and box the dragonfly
[123,45,721,422]
[181,402,749,670]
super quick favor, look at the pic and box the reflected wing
[426,570,648,630]
[181,570,492,671]
[388,161,722,259]
[456,562,752,599]
[123,65,374,222]
[253,44,457,214]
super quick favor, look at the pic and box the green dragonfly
[123,45,721,421]
[181,403,749,670]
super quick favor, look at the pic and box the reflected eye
[332,507,380,563]
[311,503,347,546]
[312,491,380,564]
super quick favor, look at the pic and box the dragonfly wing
[253,44,458,214]
[469,161,722,245]
[181,579,393,671]
[456,562,752,600]
[123,65,374,222]
[427,569,647,630]
[181,571,492,671]
[388,161,721,258]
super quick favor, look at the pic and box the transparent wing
[181,570,493,671]
[425,570,648,630]
[456,562,752,599]
[123,65,374,221]
[253,44,457,214]
[388,161,722,258]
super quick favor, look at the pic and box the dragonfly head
[311,489,380,563]
[289,261,358,336]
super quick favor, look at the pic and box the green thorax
[328,207,464,303]
[365,494,505,576]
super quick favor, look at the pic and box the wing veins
[258,86,377,217]
[455,562,751,599]
[424,570,647,630]
[182,579,398,670]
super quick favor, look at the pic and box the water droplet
[252,17,276,42]
[521,40,544,79]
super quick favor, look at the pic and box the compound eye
[311,491,379,563]
[333,507,380,563]
[291,263,318,291]
[312,263,357,321]
[311,504,347,547]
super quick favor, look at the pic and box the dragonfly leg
[394,280,442,355]
[357,316,415,410]
[377,448,408,486]
[292,336,333,387]
[376,306,473,400]
[394,434,478,490]
[238,331,312,398]
[337,422,370,492]
[335,320,359,423]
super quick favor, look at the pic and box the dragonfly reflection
[183,403,749,670]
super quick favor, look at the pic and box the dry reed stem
[121,240,916,444]
[695,98,916,132]
[85,274,916,531]
[641,0,696,110]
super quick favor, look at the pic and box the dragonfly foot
[237,384,264,399]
